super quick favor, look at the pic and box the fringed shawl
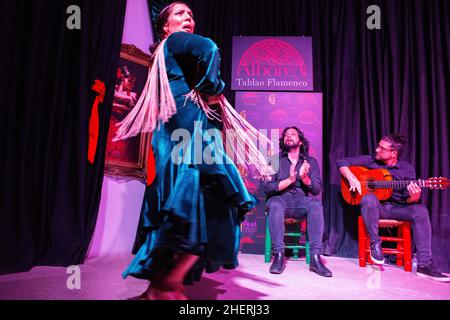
[114,37,274,177]
[113,38,175,141]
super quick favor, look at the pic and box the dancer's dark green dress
[122,32,256,282]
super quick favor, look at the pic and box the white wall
[121,0,154,54]
[87,0,154,259]
[87,177,145,258]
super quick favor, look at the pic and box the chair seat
[285,218,299,224]
[378,219,405,228]
[284,207,306,218]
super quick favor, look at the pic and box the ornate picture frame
[104,44,153,181]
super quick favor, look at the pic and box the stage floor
[0,253,449,300]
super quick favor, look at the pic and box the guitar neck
[367,179,423,189]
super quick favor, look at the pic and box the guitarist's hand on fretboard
[406,181,422,203]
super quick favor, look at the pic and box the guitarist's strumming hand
[407,181,421,203]
[348,175,362,195]
[340,166,362,194]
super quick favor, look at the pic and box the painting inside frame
[104,44,153,181]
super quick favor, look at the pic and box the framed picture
[104,44,153,181]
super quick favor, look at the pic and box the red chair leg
[403,222,412,272]
[396,225,404,267]
[358,216,367,267]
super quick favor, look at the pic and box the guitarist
[337,134,449,282]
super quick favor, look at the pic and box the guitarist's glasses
[377,144,394,153]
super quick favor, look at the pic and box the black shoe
[417,264,450,282]
[309,255,332,277]
[369,242,385,265]
[269,252,285,274]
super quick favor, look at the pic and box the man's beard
[284,140,300,150]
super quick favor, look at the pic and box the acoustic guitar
[341,166,449,205]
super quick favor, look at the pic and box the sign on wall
[231,36,313,91]
[236,91,322,254]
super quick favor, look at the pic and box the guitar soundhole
[366,178,376,192]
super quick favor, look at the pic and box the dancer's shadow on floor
[184,277,228,300]
[185,268,282,300]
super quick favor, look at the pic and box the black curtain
[0,0,127,273]
[169,0,450,271]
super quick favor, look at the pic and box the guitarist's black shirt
[336,154,416,204]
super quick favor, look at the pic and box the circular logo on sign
[238,39,307,78]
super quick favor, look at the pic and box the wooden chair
[264,208,310,264]
[358,216,412,271]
